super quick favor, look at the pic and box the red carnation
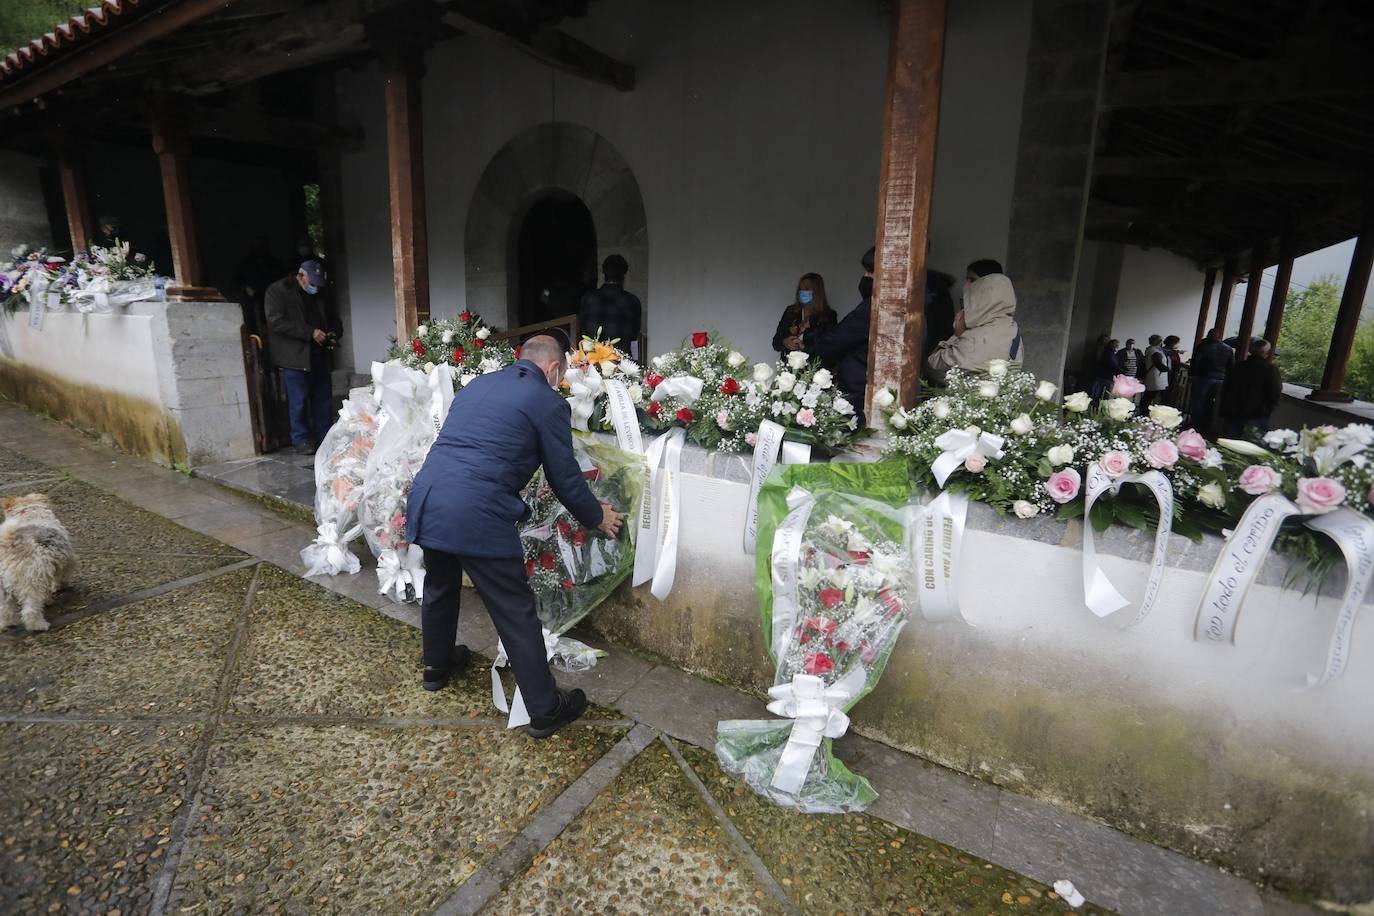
[473,338,485,349]
[799,631,811,645]
[803,652,835,676]
[460,310,472,322]
[691,331,708,348]
[540,552,557,571]
[561,578,574,591]
[846,550,871,564]
[451,346,465,362]
[646,373,664,389]
[647,401,662,418]
[805,616,837,635]
[411,338,425,356]
[525,559,536,577]
[818,587,844,609]
[582,467,601,482]
[720,377,740,395]
[572,530,586,547]
[878,588,903,616]
[556,520,572,538]
[835,640,850,653]
[514,346,522,359]
[675,407,695,423]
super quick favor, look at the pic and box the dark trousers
[1224,417,1270,438]
[1189,378,1224,435]
[420,548,559,719]
[1138,390,1164,413]
[281,346,333,447]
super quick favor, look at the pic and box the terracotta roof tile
[1,0,148,82]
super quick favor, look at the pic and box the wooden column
[1311,210,1374,402]
[56,141,92,254]
[865,0,946,415]
[1212,257,1238,340]
[380,44,430,338]
[1233,243,1267,359]
[1263,230,1296,348]
[1192,266,1217,353]
[150,120,219,299]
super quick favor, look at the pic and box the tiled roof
[1,0,148,82]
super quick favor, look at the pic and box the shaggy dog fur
[0,494,76,632]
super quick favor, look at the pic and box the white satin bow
[649,375,704,405]
[930,427,1006,487]
[376,544,425,603]
[302,522,362,577]
[765,666,866,794]
[564,363,605,431]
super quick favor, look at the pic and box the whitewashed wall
[337,0,1032,373]
[1108,245,1204,349]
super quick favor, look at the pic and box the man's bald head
[522,334,567,387]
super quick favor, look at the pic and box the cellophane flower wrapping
[518,436,646,668]
[301,387,379,576]
[717,459,914,813]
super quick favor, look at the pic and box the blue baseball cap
[299,260,327,287]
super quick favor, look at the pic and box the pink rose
[1044,468,1082,504]
[716,409,731,431]
[1145,439,1179,469]
[1176,428,1207,460]
[1238,464,1282,496]
[964,453,988,473]
[745,432,758,447]
[1295,477,1346,515]
[1099,450,1131,478]
[796,407,816,428]
[1112,374,1145,398]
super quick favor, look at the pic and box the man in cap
[264,259,342,453]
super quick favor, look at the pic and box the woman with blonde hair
[772,272,837,357]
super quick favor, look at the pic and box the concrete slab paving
[174,502,295,544]
[613,663,772,749]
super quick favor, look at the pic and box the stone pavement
[0,401,1319,916]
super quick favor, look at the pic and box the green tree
[0,2,90,58]
[1275,275,1374,400]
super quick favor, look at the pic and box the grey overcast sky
[1227,237,1372,334]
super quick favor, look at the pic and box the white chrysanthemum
[834,395,854,416]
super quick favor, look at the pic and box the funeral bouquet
[751,351,862,455]
[642,331,756,449]
[717,460,915,813]
[1,245,66,313]
[562,331,645,434]
[301,388,379,577]
[66,242,158,312]
[387,310,517,389]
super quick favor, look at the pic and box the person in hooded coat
[926,260,1023,384]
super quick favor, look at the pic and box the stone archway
[465,123,648,333]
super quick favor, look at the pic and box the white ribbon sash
[633,432,670,587]
[744,420,812,555]
[766,666,867,794]
[376,544,426,603]
[1081,465,1174,624]
[1301,508,1374,687]
[649,429,686,601]
[602,378,643,454]
[649,374,704,404]
[930,428,1005,488]
[1194,493,1301,644]
[425,363,455,436]
[913,491,969,622]
[769,487,817,658]
[301,522,363,577]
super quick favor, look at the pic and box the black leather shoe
[422,645,472,691]
[527,688,588,738]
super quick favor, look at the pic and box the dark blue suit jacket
[407,360,604,558]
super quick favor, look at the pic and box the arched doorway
[465,123,648,335]
[513,192,597,326]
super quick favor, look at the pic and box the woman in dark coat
[772,272,837,359]
[1092,338,1121,400]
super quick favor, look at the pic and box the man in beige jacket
[926,261,1023,384]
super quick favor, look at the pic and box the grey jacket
[264,275,341,370]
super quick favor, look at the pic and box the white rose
[1147,404,1182,429]
[786,350,810,370]
[776,371,797,392]
[987,359,1009,379]
[1064,392,1092,413]
[753,362,774,383]
[834,395,854,416]
[1047,444,1075,467]
[415,324,428,337]
[441,330,454,345]
[727,350,746,368]
[977,380,1000,399]
[889,409,909,430]
[872,387,896,410]
[628,384,644,404]
[1104,397,1134,422]
[460,373,477,387]
[476,327,491,340]
[1013,500,1040,519]
[422,361,435,373]
[931,399,951,420]
[813,368,834,390]
[1197,481,1226,509]
[1035,380,1058,402]
[1010,414,1034,436]
[600,361,618,378]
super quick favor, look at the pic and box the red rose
[556,520,572,538]
[411,338,425,356]
[473,337,485,349]
[805,616,837,634]
[720,377,740,395]
[525,559,536,577]
[878,588,903,616]
[647,401,661,418]
[540,552,557,571]
[451,346,465,362]
[561,578,574,591]
[676,407,695,423]
[646,373,664,389]
[803,652,834,676]
[572,530,586,547]
[691,331,708,348]
[818,587,844,609]
[799,631,811,645]
[835,640,850,653]
[846,550,871,564]
[582,467,601,482]
[514,346,522,359]
[460,310,472,322]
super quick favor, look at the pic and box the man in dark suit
[804,246,875,412]
[406,335,624,738]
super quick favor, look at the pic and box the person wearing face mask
[927,259,1023,385]
[405,335,624,738]
[264,260,342,454]
[772,272,837,358]
[803,247,876,411]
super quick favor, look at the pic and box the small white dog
[0,493,76,632]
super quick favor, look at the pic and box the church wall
[336,0,1033,372]
[1109,245,1206,355]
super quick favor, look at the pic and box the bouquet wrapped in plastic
[492,437,647,725]
[717,460,915,813]
[301,387,379,577]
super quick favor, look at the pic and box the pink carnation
[1145,439,1179,469]
[796,407,816,428]
[1044,468,1082,504]
[1176,428,1207,460]
[716,409,731,431]
[745,432,758,447]
[1296,477,1346,515]
[1112,374,1145,398]
[1099,450,1131,478]
[1238,464,1282,496]
[964,453,988,473]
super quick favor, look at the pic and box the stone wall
[0,151,54,255]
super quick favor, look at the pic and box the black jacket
[264,275,342,371]
[1192,340,1235,381]
[1220,356,1283,419]
[803,297,870,405]
[578,283,641,349]
[772,303,837,357]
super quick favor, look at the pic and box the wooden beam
[184,105,364,151]
[380,42,430,335]
[1087,202,1280,229]
[1099,53,1373,109]
[1213,257,1238,339]
[150,119,219,299]
[1311,208,1374,402]
[1192,266,1216,354]
[1263,230,1296,348]
[56,140,92,254]
[866,0,945,414]
[1093,155,1365,185]
[440,4,634,92]
[1233,244,1266,359]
